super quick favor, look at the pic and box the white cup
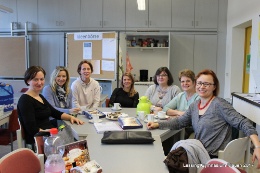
[92,114,99,123]
[158,111,166,119]
[137,111,145,121]
[0,105,4,116]
[113,103,121,110]
[147,114,154,122]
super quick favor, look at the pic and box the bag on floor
[0,82,14,112]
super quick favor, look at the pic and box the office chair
[0,109,20,151]
[106,98,110,107]
[0,148,44,173]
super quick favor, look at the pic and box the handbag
[0,82,14,112]
[101,131,155,144]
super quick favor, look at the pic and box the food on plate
[107,112,121,119]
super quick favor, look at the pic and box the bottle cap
[50,128,58,135]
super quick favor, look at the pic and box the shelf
[127,47,168,51]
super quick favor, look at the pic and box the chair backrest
[218,137,250,173]
[0,148,42,173]
[200,158,241,173]
[16,119,26,148]
[8,109,20,132]
[106,98,110,107]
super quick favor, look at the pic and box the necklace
[198,95,214,110]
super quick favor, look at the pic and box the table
[0,111,11,126]
[65,108,184,142]
[87,134,169,173]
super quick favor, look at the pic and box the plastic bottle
[45,154,65,173]
[44,128,65,157]
[44,128,65,173]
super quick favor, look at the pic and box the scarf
[56,86,68,108]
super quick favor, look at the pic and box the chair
[106,98,110,107]
[200,158,241,173]
[16,119,26,149]
[0,148,44,173]
[20,87,28,93]
[0,109,20,151]
[218,137,250,173]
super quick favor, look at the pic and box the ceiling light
[137,0,145,11]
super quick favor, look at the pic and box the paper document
[94,122,123,134]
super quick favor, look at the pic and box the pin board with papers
[66,32,118,80]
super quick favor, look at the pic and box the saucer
[111,107,122,111]
[89,119,102,123]
[154,115,169,120]
[144,119,158,123]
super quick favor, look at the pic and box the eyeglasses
[196,82,215,87]
[156,74,168,78]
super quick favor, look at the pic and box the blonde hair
[121,73,137,97]
[49,66,70,96]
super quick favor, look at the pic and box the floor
[0,141,260,172]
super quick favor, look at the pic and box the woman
[147,69,260,166]
[17,66,84,146]
[109,72,139,108]
[42,66,80,114]
[163,69,199,116]
[145,67,181,114]
[71,60,100,110]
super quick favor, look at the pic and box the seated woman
[145,67,181,114]
[17,66,84,147]
[42,66,80,114]
[163,69,199,116]
[109,72,139,108]
[71,60,100,110]
[147,69,260,166]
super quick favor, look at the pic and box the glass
[156,74,168,78]
[196,82,215,87]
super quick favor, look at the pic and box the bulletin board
[66,32,118,80]
[0,36,28,78]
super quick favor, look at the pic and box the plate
[106,112,122,121]
[89,119,102,123]
[111,107,122,111]
[144,119,158,123]
[154,115,169,120]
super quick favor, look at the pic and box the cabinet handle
[149,21,151,26]
[196,21,198,26]
[60,21,64,26]
[100,21,102,26]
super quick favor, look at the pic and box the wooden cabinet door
[195,0,218,29]
[126,0,148,28]
[81,0,103,28]
[0,0,17,31]
[149,0,171,28]
[17,0,38,29]
[103,0,125,28]
[172,0,195,28]
[38,0,60,29]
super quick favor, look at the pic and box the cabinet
[0,0,17,31]
[37,0,81,30]
[172,0,218,29]
[17,0,38,29]
[170,34,217,86]
[81,0,125,29]
[126,0,171,29]
[38,33,64,82]
[126,33,170,81]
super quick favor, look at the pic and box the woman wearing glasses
[145,67,181,114]
[42,66,81,117]
[147,69,260,165]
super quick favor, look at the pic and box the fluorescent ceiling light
[0,5,13,13]
[137,0,145,11]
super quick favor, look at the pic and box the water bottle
[44,128,65,173]
[45,154,65,173]
[44,128,65,157]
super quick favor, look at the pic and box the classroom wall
[225,0,260,98]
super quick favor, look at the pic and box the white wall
[225,0,260,98]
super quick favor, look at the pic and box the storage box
[0,83,14,112]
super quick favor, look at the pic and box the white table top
[0,111,12,126]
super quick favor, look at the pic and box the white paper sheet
[102,38,116,59]
[83,42,92,59]
[102,60,114,71]
[91,60,100,74]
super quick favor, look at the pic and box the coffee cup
[113,103,121,110]
[158,111,166,119]
[147,114,154,122]
[92,114,99,123]
[137,111,145,121]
